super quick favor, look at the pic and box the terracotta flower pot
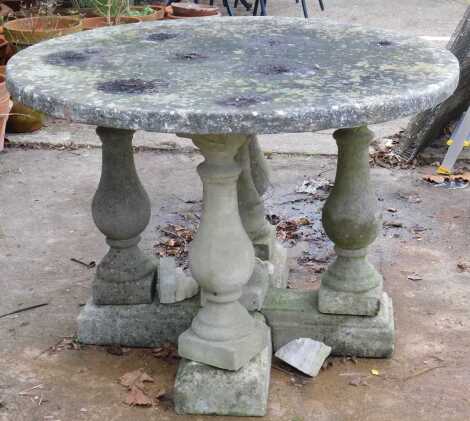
[150,3,173,18]
[0,3,14,18]
[129,5,164,21]
[81,16,140,30]
[169,3,220,18]
[0,36,9,65]
[3,16,82,52]
[0,65,43,135]
[1,0,22,12]
[0,74,12,151]
[6,101,43,134]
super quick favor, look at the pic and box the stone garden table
[7,15,458,415]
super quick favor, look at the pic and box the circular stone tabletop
[7,17,459,134]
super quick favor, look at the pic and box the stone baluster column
[318,126,383,316]
[178,134,269,371]
[236,135,275,261]
[236,135,289,289]
[92,127,157,305]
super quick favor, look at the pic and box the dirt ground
[1,143,469,421]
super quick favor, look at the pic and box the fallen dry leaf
[152,342,179,361]
[454,171,470,182]
[267,214,281,225]
[276,220,300,241]
[125,385,153,407]
[423,172,470,184]
[457,262,470,273]
[407,273,423,282]
[119,369,154,390]
[321,358,334,370]
[349,377,369,387]
[423,174,446,184]
[47,337,81,354]
[383,220,404,228]
[155,223,196,261]
[295,217,311,226]
[154,388,170,407]
[370,368,380,376]
[106,344,124,356]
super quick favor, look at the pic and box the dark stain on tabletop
[147,32,178,42]
[377,40,394,47]
[216,95,270,108]
[44,51,89,66]
[174,52,208,62]
[258,64,291,75]
[44,48,103,66]
[96,78,169,94]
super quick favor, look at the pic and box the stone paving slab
[6,117,412,157]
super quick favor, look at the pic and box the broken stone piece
[239,258,271,311]
[157,257,199,304]
[275,338,332,377]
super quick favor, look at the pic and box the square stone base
[77,296,199,347]
[262,289,394,358]
[175,321,272,416]
[92,271,156,305]
[318,283,383,316]
[178,317,270,371]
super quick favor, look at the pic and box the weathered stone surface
[240,258,270,311]
[157,257,198,304]
[174,315,272,417]
[178,134,270,371]
[275,338,331,377]
[319,127,383,316]
[91,127,157,305]
[77,296,199,347]
[7,17,458,134]
[262,289,394,358]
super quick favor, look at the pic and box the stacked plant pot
[165,3,220,18]
[1,16,83,135]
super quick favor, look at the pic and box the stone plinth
[77,296,199,347]
[262,289,394,358]
[175,315,272,417]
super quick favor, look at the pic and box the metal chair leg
[239,0,252,10]
[223,0,234,15]
[260,0,266,15]
[301,0,308,18]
